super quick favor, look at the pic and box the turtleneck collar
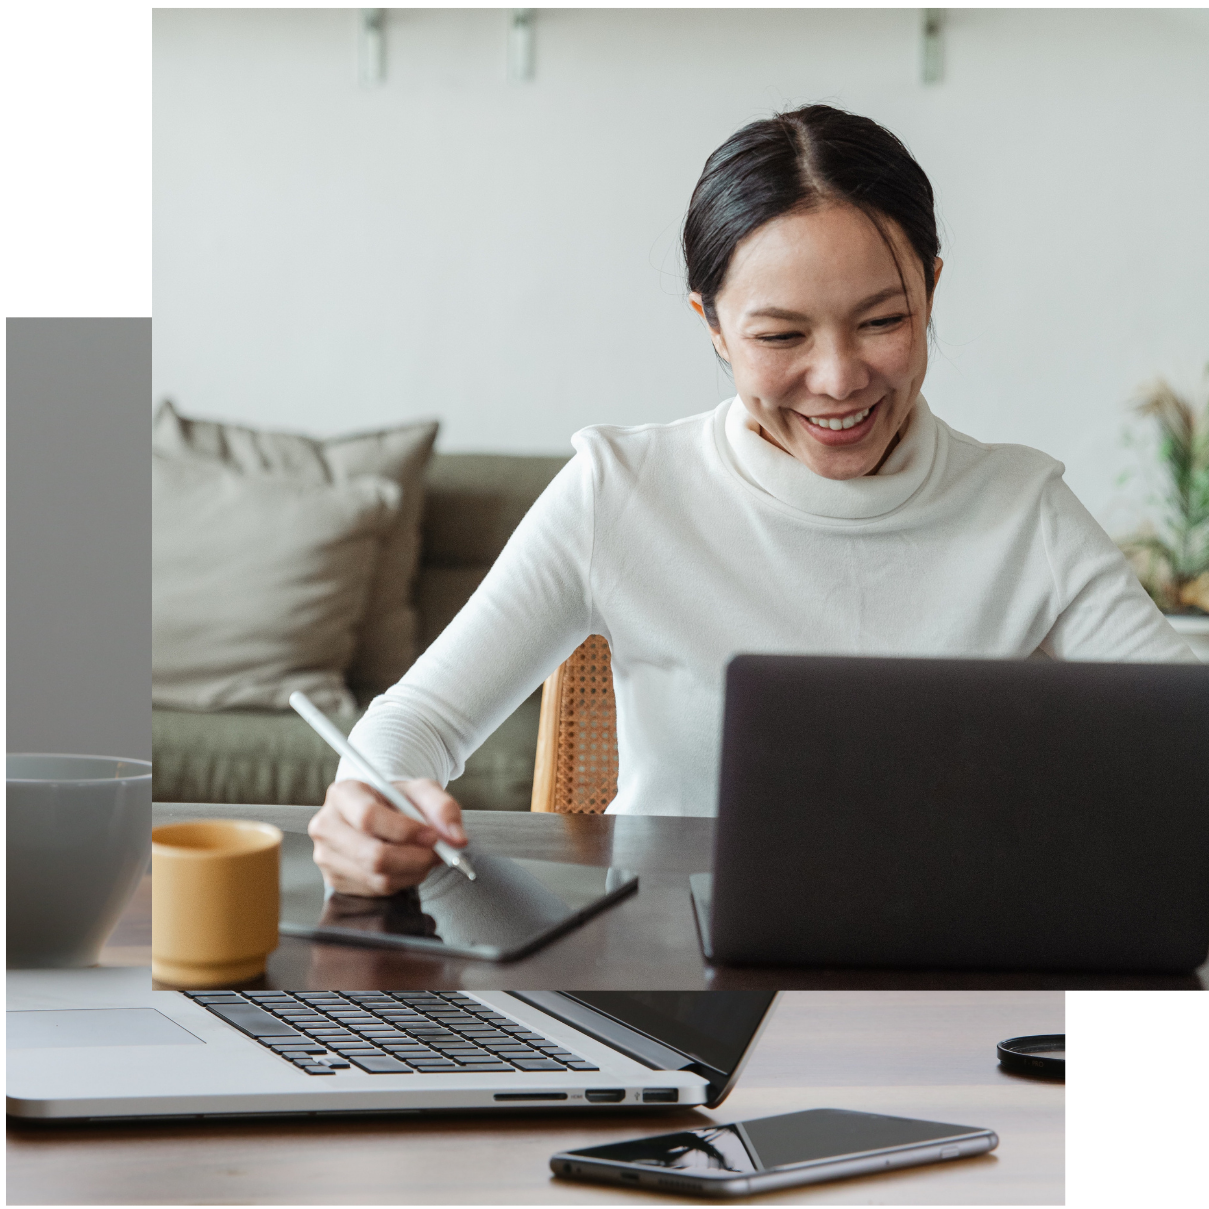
[719,393,938,521]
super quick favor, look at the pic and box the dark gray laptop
[691,655,1209,973]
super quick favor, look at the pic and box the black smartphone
[550,1107,998,1197]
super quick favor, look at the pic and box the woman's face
[692,203,940,480]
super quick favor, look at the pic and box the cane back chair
[529,634,619,813]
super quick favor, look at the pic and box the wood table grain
[147,803,1205,991]
[6,989,1064,1205]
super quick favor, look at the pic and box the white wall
[153,8,1209,529]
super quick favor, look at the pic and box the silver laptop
[7,969,775,1121]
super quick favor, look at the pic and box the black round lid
[997,1033,1065,1080]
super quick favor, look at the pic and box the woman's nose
[803,336,869,402]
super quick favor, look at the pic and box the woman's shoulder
[935,413,1066,489]
[569,403,726,474]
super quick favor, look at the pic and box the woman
[310,105,1195,896]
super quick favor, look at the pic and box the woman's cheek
[752,351,803,398]
[869,334,919,387]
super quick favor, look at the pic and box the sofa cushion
[154,401,438,696]
[421,453,571,567]
[154,451,570,809]
[415,453,570,649]
[153,453,399,712]
[152,706,362,808]
[152,691,542,810]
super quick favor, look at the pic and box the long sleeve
[331,399,1200,818]
[1037,474,1198,663]
[335,449,596,784]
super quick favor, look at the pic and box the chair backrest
[530,635,618,813]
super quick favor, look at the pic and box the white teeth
[807,406,871,430]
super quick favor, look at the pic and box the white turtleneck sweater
[338,397,1196,816]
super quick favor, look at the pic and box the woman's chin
[793,427,890,479]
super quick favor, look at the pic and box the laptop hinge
[508,992,697,1072]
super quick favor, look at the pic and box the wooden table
[148,803,1205,991]
[6,989,1064,1205]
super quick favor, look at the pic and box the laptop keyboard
[184,989,601,1077]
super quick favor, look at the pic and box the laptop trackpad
[7,1008,204,1049]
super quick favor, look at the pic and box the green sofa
[152,452,569,810]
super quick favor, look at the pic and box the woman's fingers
[327,780,433,845]
[312,835,437,897]
[308,778,462,896]
[400,779,467,845]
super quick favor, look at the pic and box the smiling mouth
[804,402,875,430]
[788,399,882,445]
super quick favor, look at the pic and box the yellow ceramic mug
[151,820,282,987]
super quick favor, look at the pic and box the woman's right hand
[307,777,467,897]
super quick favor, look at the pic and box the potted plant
[1116,367,1209,661]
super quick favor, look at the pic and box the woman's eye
[864,313,907,330]
[756,332,802,344]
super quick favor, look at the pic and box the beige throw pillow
[152,454,401,713]
[152,401,438,696]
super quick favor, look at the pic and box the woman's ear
[689,292,730,362]
[925,257,943,322]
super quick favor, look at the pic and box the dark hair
[683,105,939,329]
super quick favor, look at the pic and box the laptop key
[347,1055,414,1074]
[563,1061,601,1071]
[510,1059,567,1071]
[268,1042,327,1053]
[299,1064,337,1075]
[202,1004,304,1039]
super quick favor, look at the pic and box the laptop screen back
[712,655,1209,972]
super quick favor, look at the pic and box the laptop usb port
[584,1089,626,1103]
[641,1088,679,1103]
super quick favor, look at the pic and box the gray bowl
[7,754,152,968]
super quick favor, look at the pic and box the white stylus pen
[289,690,477,882]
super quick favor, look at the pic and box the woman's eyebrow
[855,285,907,310]
[745,286,907,323]
[745,305,809,321]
